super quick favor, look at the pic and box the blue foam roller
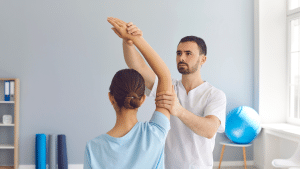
[36,134,47,169]
[48,134,57,169]
[57,134,68,169]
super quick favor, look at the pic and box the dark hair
[178,36,207,56]
[109,69,145,109]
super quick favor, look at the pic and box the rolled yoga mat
[48,134,57,169]
[36,134,47,169]
[57,134,68,169]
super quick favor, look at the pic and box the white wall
[0,0,254,165]
[256,0,287,124]
[254,0,287,168]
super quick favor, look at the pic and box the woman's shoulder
[141,111,170,134]
[138,112,170,143]
[87,134,107,147]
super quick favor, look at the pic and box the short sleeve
[145,76,159,97]
[83,143,92,169]
[149,111,170,142]
[204,90,226,133]
[145,76,178,97]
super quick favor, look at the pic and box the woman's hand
[124,22,143,46]
[107,17,141,44]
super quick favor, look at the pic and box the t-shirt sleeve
[145,76,159,97]
[145,75,178,97]
[83,142,92,169]
[149,111,171,143]
[204,90,226,133]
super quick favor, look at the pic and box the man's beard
[177,58,200,75]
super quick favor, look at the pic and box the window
[288,0,300,125]
[290,0,300,10]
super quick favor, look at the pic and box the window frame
[287,0,300,125]
[287,0,300,15]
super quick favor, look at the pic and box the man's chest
[177,88,210,117]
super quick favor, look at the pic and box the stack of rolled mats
[35,134,68,169]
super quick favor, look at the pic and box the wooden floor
[213,166,258,169]
[0,166,14,169]
[0,166,258,169]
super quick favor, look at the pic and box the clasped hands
[107,17,142,45]
[107,17,183,117]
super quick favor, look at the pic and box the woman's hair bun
[124,92,141,109]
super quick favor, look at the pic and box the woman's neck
[107,109,138,138]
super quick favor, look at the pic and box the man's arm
[122,22,156,91]
[155,89,225,139]
[108,17,172,119]
[177,109,221,139]
[122,40,156,90]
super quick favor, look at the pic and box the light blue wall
[0,0,254,165]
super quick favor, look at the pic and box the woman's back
[83,17,173,169]
[84,111,170,169]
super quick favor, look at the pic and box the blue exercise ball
[225,106,261,144]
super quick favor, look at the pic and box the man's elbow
[207,135,214,139]
[206,131,217,139]
[196,131,214,139]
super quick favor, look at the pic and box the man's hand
[126,22,143,36]
[155,85,183,117]
[124,22,143,46]
[107,17,142,45]
[107,17,135,42]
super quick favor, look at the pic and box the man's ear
[201,55,207,65]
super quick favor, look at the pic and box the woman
[83,17,173,169]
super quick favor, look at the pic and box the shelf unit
[0,79,19,169]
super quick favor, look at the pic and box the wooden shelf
[0,123,14,126]
[0,78,19,169]
[0,144,14,149]
[0,101,14,104]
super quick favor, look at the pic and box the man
[123,21,226,169]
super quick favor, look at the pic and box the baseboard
[214,161,254,167]
[19,161,254,169]
[19,164,84,169]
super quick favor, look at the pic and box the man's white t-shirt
[145,76,226,169]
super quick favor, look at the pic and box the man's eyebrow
[176,50,193,53]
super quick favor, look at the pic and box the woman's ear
[108,92,114,105]
[140,94,146,105]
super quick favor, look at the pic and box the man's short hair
[178,36,207,56]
